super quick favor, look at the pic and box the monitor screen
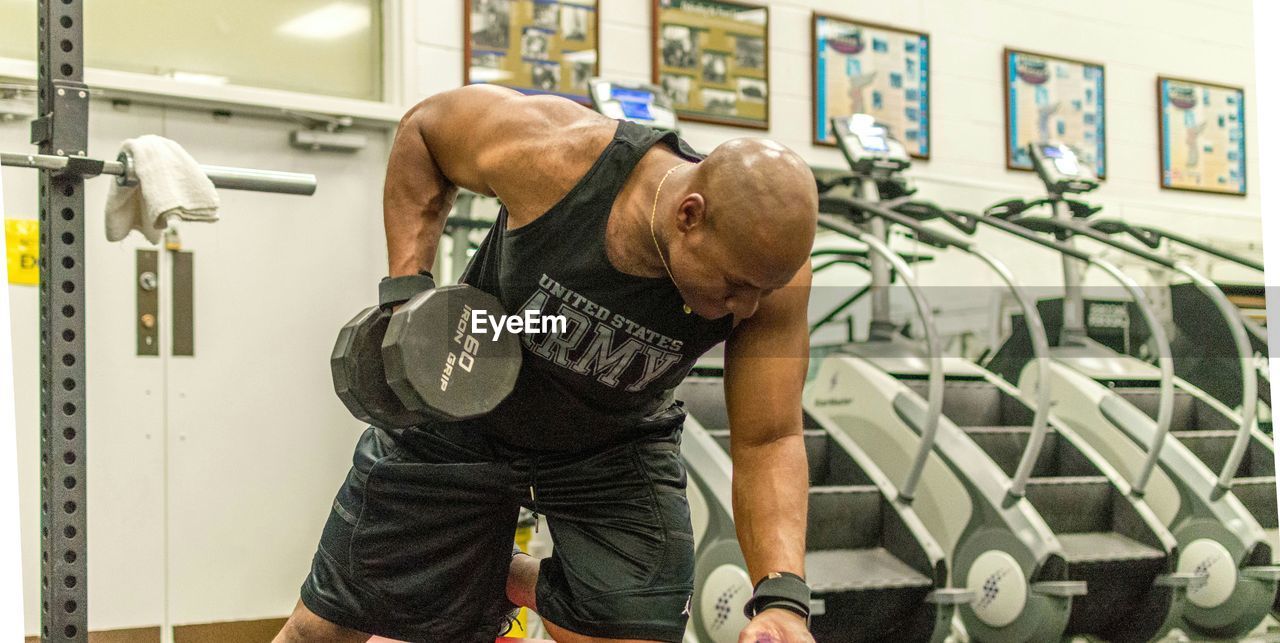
[1053,156,1080,176]
[612,86,655,121]
[858,134,889,153]
[1040,144,1063,158]
[588,79,678,131]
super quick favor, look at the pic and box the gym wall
[408,0,1263,353]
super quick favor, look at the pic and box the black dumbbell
[330,273,521,428]
[383,284,522,421]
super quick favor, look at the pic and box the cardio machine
[809,115,1197,642]
[586,80,971,643]
[1075,208,1264,430]
[982,141,1280,637]
[1080,210,1270,428]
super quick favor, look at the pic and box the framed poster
[465,0,600,102]
[652,0,769,130]
[812,14,930,158]
[1004,48,1106,178]
[1158,77,1246,195]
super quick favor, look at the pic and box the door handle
[136,249,159,356]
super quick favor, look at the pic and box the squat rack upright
[1,3,317,640]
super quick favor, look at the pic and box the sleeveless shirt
[457,120,734,452]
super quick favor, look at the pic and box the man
[275,84,818,643]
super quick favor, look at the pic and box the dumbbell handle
[379,271,436,308]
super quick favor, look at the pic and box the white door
[5,95,394,637]
[157,108,391,626]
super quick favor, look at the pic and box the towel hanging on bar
[104,135,220,244]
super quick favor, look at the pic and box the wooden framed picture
[465,0,600,103]
[651,0,769,130]
[811,14,930,158]
[1157,76,1246,195]
[1004,48,1106,178]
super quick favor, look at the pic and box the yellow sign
[5,218,38,286]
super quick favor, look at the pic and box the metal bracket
[1030,580,1088,597]
[58,155,105,179]
[29,115,51,146]
[1155,571,1208,589]
[283,109,355,132]
[1241,565,1280,582]
[926,588,975,605]
[32,80,90,152]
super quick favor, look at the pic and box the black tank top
[458,120,734,452]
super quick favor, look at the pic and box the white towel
[104,135,220,244]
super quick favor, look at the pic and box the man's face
[671,218,795,321]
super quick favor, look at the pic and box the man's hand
[738,608,814,643]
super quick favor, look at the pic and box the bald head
[688,138,818,275]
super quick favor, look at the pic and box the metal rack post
[32,1,89,640]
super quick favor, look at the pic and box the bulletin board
[812,14,930,158]
[1158,77,1246,195]
[465,0,600,102]
[652,0,769,130]
[1004,49,1106,178]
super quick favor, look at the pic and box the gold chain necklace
[650,163,692,314]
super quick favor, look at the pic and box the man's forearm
[383,104,458,277]
[731,432,809,584]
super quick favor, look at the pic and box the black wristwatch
[742,571,811,623]
[378,270,436,308]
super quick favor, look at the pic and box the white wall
[407,0,1262,351]
[1,147,26,642]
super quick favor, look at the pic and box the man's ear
[675,193,707,232]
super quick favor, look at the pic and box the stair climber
[980,141,1280,638]
[1086,218,1270,425]
[813,114,1195,642]
[903,376,1189,640]
[1115,383,1280,616]
[678,376,965,642]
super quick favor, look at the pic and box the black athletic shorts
[300,423,696,642]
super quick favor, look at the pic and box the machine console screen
[612,87,655,120]
[858,133,889,152]
[588,79,678,131]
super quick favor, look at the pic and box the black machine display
[1030,142,1098,195]
[828,114,911,175]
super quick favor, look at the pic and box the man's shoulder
[486,113,618,226]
